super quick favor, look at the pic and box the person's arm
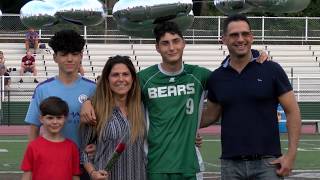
[30,62,35,68]
[195,133,202,148]
[71,144,81,180]
[7,77,11,86]
[21,171,32,180]
[79,123,97,168]
[80,100,96,125]
[30,57,36,68]
[271,90,301,176]
[21,61,26,68]
[84,163,108,180]
[72,176,80,180]
[200,100,222,128]
[28,125,40,141]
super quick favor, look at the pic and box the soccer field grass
[200,134,320,172]
[0,136,28,172]
[0,134,320,173]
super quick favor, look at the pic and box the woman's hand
[90,170,108,180]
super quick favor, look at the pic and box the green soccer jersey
[138,64,211,174]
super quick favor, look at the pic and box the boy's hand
[85,144,96,159]
[257,50,269,63]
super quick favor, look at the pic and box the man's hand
[80,100,97,125]
[195,133,202,148]
[270,154,295,177]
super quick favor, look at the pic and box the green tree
[205,0,320,17]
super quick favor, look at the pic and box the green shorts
[147,172,197,180]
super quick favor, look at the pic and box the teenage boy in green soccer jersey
[138,22,209,180]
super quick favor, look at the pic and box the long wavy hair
[93,55,145,142]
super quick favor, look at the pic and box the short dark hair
[153,21,184,43]
[40,96,69,117]
[223,14,251,34]
[49,29,85,54]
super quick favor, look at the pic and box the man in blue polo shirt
[201,14,301,179]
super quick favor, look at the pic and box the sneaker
[19,79,23,83]
[34,79,39,83]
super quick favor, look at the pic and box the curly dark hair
[49,29,85,53]
[153,21,184,43]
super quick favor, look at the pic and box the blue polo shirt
[207,52,292,159]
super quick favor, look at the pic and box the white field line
[0,140,28,143]
[299,142,320,146]
[0,171,22,174]
[201,169,320,173]
[1,170,320,174]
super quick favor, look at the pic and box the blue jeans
[221,157,284,180]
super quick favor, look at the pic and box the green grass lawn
[200,134,320,172]
[0,136,28,172]
[0,134,320,172]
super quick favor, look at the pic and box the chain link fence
[1,15,320,124]
[1,15,320,43]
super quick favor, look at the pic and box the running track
[0,125,317,135]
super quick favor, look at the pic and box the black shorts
[24,67,34,73]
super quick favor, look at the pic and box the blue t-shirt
[25,76,96,147]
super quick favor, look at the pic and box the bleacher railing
[0,75,318,101]
[1,15,320,43]
[0,75,320,125]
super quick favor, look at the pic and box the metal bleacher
[2,43,320,102]
[2,42,320,126]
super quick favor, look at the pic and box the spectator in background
[25,28,39,54]
[0,64,11,92]
[0,51,8,73]
[19,50,38,83]
[0,51,5,65]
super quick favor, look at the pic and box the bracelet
[89,169,95,178]
[83,97,91,103]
